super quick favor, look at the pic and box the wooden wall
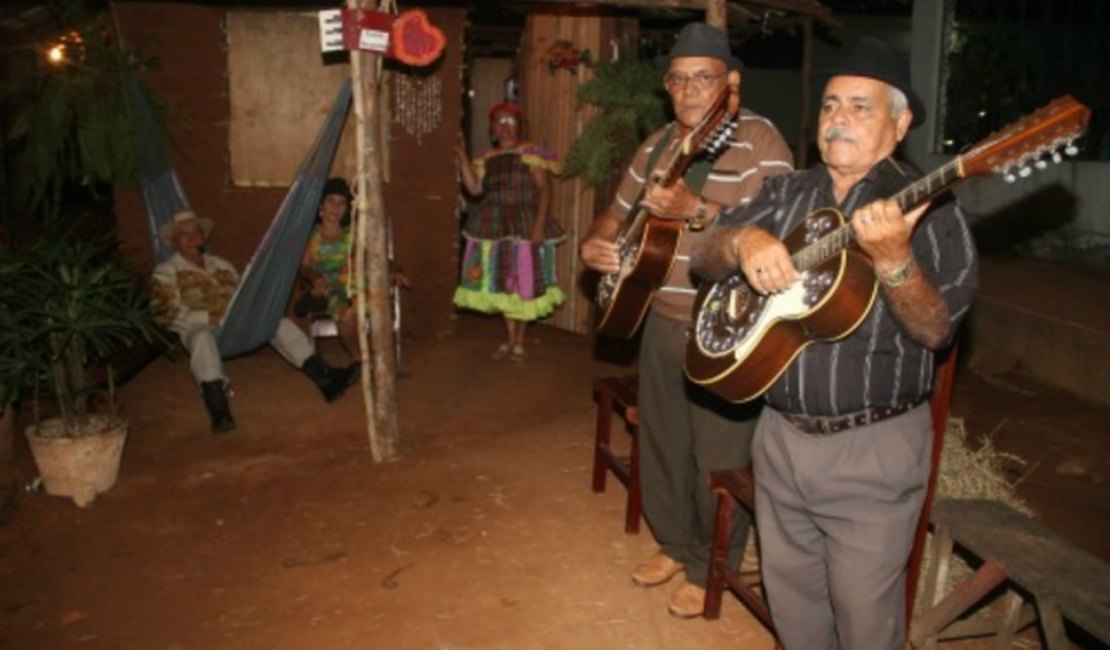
[519,10,638,335]
[466,58,514,155]
[112,3,464,340]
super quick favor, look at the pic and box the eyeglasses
[663,71,724,92]
[493,115,518,126]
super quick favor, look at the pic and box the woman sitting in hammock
[299,177,406,361]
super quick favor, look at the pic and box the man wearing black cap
[693,38,978,648]
[581,22,793,617]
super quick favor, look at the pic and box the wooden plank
[706,0,726,28]
[521,8,622,335]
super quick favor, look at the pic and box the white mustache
[824,126,856,143]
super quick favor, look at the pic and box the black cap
[813,37,926,128]
[321,177,353,202]
[661,22,744,72]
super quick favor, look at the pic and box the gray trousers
[181,318,314,384]
[753,404,932,650]
[638,311,760,587]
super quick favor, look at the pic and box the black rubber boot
[301,355,356,403]
[200,380,236,434]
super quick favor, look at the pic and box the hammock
[129,77,352,358]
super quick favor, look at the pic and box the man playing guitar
[692,38,980,648]
[580,22,792,617]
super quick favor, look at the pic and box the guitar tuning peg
[1003,173,1016,183]
[1034,159,1047,170]
[1018,166,1032,178]
[1052,152,1063,163]
[1065,145,1079,156]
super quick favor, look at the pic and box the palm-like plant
[2,232,167,435]
[563,59,668,188]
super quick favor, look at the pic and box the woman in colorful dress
[454,102,565,361]
[300,177,358,360]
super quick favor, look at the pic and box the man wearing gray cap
[694,37,978,648]
[581,22,793,617]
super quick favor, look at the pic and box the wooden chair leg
[912,559,1011,648]
[592,391,613,493]
[624,424,641,534]
[704,488,734,620]
[991,590,1026,650]
[1036,599,1069,650]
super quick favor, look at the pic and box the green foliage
[0,231,169,434]
[563,60,668,188]
[4,2,170,218]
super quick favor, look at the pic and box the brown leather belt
[782,402,921,435]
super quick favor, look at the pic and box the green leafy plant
[4,1,170,218]
[563,59,668,188]
[0,231,168,435]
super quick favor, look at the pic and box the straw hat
[159,210,214,246]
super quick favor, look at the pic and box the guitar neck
[792,158,965,272]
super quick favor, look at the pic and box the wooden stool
[909,499,1110,649]
[704,345,960,629]
[591,374,641,534]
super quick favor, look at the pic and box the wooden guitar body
[593,86,738,340]
[595,218,683,338]
[685,208,879,402]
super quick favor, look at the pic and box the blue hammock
[130,77,352,358]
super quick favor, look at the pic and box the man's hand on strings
[640,178,699,220]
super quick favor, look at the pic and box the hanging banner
[318,8,445,67]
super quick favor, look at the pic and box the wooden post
[705,0,726,29]
[797,16,814,168]
[348,0,399,461]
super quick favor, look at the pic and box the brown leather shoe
[631,552,684,587]
[668,582,706,618]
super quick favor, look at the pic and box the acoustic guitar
[685,95,1091,403]
[595,85,737,339]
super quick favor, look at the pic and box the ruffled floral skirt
[453,236,565,321]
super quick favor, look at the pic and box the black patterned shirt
[712,158,979,415]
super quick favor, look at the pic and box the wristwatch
[878,258,915,288]
[687,199,711,231]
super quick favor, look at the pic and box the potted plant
[1,231,167,506]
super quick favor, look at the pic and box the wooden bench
[591,375,641,534]
[910,498,1110,649]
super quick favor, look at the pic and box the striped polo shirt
[713,158,980,415]
[609,108,794,323]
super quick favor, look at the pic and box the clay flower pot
[26,415,129,507]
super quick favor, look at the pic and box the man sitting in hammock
[151,210,357,434]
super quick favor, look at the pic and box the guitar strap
[631,124,717,212]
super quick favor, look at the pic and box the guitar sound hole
[696,274,763,354]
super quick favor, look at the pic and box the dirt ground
[1,311,1107,650]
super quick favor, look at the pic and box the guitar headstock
[679,81,740,158]
[960,95,1091,182]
